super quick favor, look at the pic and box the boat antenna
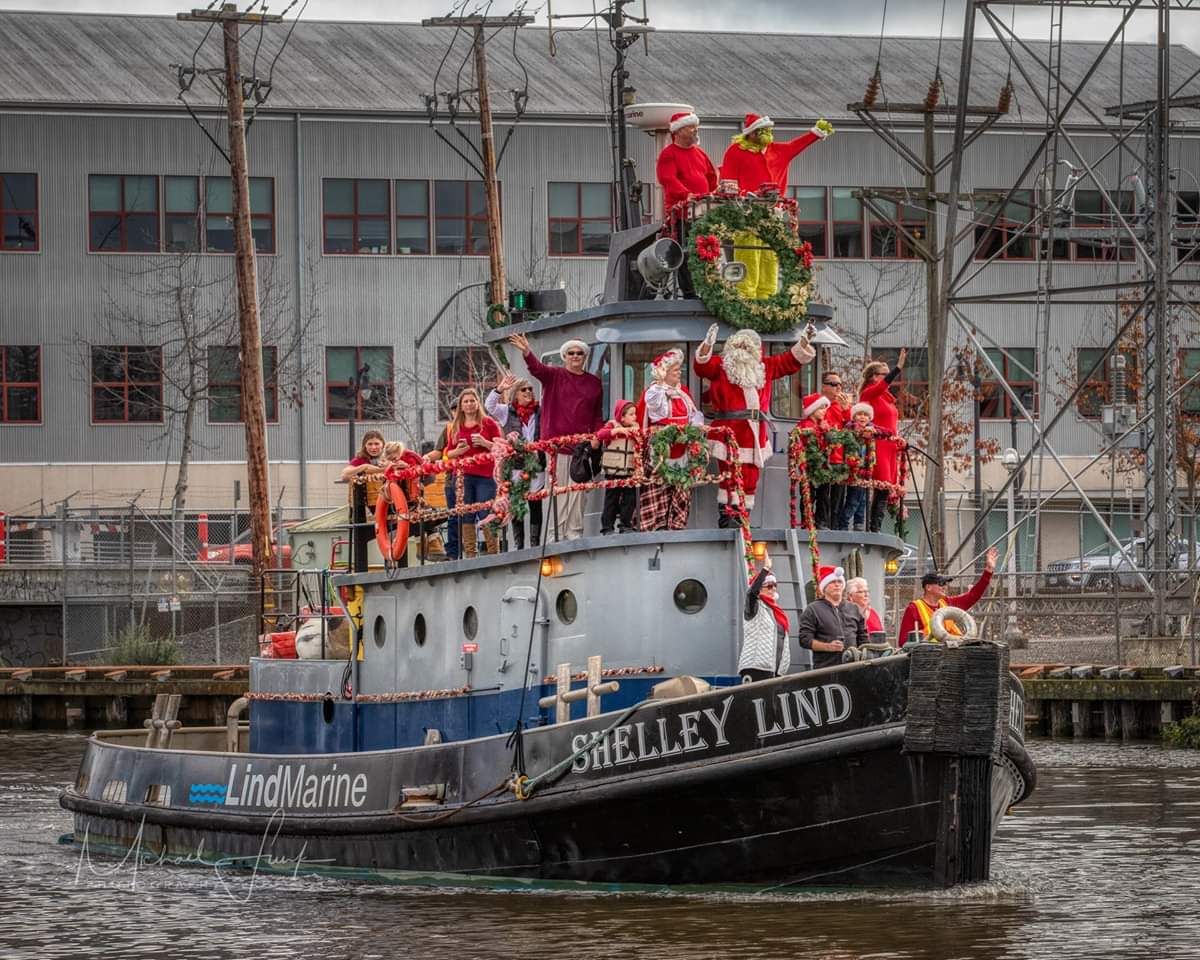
[605,0,649,231]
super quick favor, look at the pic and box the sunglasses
[517,386,534,392]
[824,381,841,387]
[565,351,586,357]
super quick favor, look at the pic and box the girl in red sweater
[444,388,502,556]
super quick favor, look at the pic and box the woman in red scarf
[858,348,906,533]
[738,558,791,683]
[486,372,544,548]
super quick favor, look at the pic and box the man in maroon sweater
[508,332,604,541]
[897,547,997,646]
[656,110,718,211]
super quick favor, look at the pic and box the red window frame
[207,345,279,424]
[875,347,930,419]
[324,346,394,422]
[979,348,1038,420]
[434,180,492,256]
[322,179,390,256]
[0,173,39,252]
[973,190,1036,262]
[868,195,924,260]
[829,187,864,259]
[1073,189,1135,262]
[787,185,828,258]
[1076,348,1137,419]
[393,179,431,255]
[88,175,160,253]
[163,175,201,253]
[547,182,614,257]
[204,176,276,255]
[435,345,498,421]
[0,345,41,423]
[90,345,164,424]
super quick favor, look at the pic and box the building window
[436,346,497,421]
[548,182,613,256]
[322,179,390,255]
[325,346,393,421]
[89,175,159,252]
[1076,348,1137,419]
[395,179,431,255]
[1,345,40,423]
[91,346,163,423]
[207,177,275,254]
[978,348,1037,419]
[207,346,279,423]
[830,188,864,258]
[874,347,929,418]
[1073,189,1135,261]
[435,180,492,255]
[164,176,200,252]
[1175,192,1200,266]
[788,186,827,257]
[0,173,38,252]
[868,196,925,259]
[973,190,1035,261]
[1181,348,1200,417]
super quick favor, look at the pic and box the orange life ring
[373,480,410,562]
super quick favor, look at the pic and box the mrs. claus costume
[693,324,815,526]
[637,348,704,531]
[858,359,903,533]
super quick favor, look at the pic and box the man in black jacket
[797,565,866,670]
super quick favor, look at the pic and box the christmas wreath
[685,199,816,334]
[496,434,544,522]
[648,425,709,489]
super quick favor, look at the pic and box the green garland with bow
[497,435,544,523]
[648,425,709,490]
[685,200,816,334]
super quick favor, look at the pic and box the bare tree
[827,261,923,357]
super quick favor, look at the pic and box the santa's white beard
[722,345,766,390]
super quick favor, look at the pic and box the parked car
[197,523,295,567]
[1043,538,1195,592]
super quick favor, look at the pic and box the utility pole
[424,13,533,318]
[178,3,281,580]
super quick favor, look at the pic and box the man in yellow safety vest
[897,547,997,646]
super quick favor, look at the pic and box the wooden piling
[1103,701,1122,739]
[1050,700,1072,738]
[1120,700,1146,740]
[103,696,128,728]
[1071,701,1094,738]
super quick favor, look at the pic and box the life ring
[374,480,410,562]
[930,606,977,644]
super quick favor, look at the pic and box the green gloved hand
[813,118,835,139]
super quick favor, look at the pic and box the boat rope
[511,698,653,801]
[391,780,510,826]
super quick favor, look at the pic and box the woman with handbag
[637,349,704,531]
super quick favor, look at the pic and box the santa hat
[851,401,874,419]
[818,565,845,594]
[802,395,831,419]
[742,113,774,136]
[762,571,778,587]
[559,339,589,360]
[650,348,684,381]
[669,111,700,133]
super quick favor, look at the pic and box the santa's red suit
[693,328,815,519]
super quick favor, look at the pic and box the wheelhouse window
[788,186,827,258]
[0,173,38,252]
[1076,348,1137,419]
[875,347,929,419]
[207,177,275,254]
[622,342,686,406]
[548,182,613,256]
[436,345,497,421]
[765,343,817,419]
[978,347,1037,419]
[395,180,431,255]
[89,175,159,252]
[830,188,864,258]
[325,346,393,421]
[91,346,163,423]
[207,346,279,423]
[435,180,492,255]
[973,190,1035,261]
[323,179,390,255]
[0,346,40,423]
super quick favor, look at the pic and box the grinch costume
[719,113,834,299]
[693,325,815,525]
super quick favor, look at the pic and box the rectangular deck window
[0,173,38,251]
[207,346,279,423]
[89,175,159,252]
[548,182,613,256]
[91,346,163,423]
[0,345,40,423]
[325,347,393,421]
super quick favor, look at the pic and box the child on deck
[837,402,874,531]
[799,394,830,529]
[594,400,640,534]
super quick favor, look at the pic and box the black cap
[921,572,952,587]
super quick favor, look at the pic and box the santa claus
[693,323,816,526]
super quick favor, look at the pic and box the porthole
[555,589,578,625]
[373,615,386,649]
[673,579,707,614]
[463,605,478,640]
[414,613,427,647]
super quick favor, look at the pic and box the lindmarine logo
[190,763,368,810]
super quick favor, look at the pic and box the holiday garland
[647,424,710,490]
[685,198,816,334]
[494,434,544,523]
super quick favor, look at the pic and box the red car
[197,523,295,567]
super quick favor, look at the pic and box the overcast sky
[0,0,1192,50]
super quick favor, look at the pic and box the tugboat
[60,55,1034,891]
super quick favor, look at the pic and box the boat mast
[604,1,646,232]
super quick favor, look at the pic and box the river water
[0,734,1197,960]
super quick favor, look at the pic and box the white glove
[792,335,816,364]
[697,323,719,363]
